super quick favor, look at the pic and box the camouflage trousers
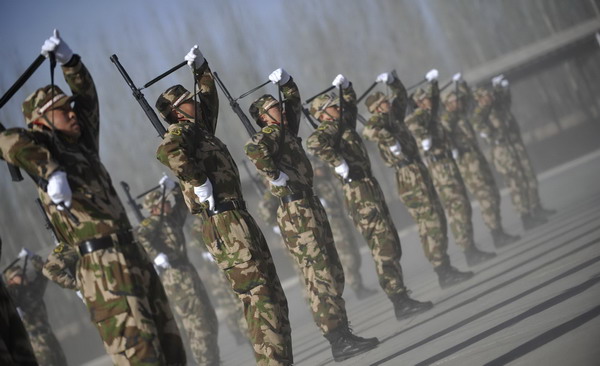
[276,196,349,335]
[341,177,407,297]
[0,280,37,366]
[490,143,531,214]
[325,210,365,292]
[160,263,219,365]
[427,157,475,250]
[195,209,293,366]
[394,162,449,267]
[77,240,185,366]
[21,303,67,366]
[457,150,503,232]
[512,139,541,211]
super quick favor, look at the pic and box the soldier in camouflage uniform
[245,68,379,362]
[135,178,220,365]
[0,238,38,366]
[307,74,434,320]
[42,242,79,292]
[405,69,496,267]
[439,75,520,248]
[470,84,548,230]
[3,250,68,366]
[362,71,474,288]
[0,31,185,365]
[155,45,292,366]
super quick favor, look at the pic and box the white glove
[201,252,214,262]
[185,45,205,69]
[269,171,289,187]
[501,79,509,88]
[319,197,328,209]
[332,74,350,89]
[269,68,290,86]
[40,29,73,65]
[16,307,24,318]
[421,137,432,151]
[18,248,31,258]
[479,132,488,139]
[452,72,462,82]
[194,179,215,210]
[389,142,402,156]
[159,173,176,191]
[491,74,504,86]
[153,253,170,269]
[452,149,459,160]
[75,290,84,301]
[272,226,281,235]
[334,161,350,179]
[376,72,394,84]
[425,69,439,82]
[47,171,72,209]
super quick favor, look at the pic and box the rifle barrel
[143,61,187,89]
[135,184,161,199]
[305,85,335,104]
[0,55,46,109]
[356,82,377,104]
[213,72,257,137]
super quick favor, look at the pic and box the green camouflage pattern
[21,85,75,125]
[43,243,79,290]
[135,186,219,365]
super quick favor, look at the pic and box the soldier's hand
[421,137,432,151]
[269,171,289,187]
[194,179,215,210]
[272,226,281,235]
[269,68,290,85]
[389,142,402,156]
[153,253,171,269]
[159,173,176,191]
[491,74,504,87]
[40,29,73,65]
[376,72,394,84]
[501,79,509,88]
[47,171,72,209]
[185,45,205,69]
[452,72,462,82]
[201,252,215,262]
[452,148,459,160]
[332,74,350,89]
[334,160,350,179]
[425,69,439,82]
[18,248,31,258]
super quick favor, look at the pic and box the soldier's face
[445,99,458,112]
[8,274,23,286]
[175,101,198,120]
[150,201,172,216]
[418,98,432,110]
[321,105,340,121]
[376,101,391,114]
[261,106,285,126]
[43,105,80,138]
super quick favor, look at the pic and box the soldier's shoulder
[405,108,426,123]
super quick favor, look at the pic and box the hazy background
[1,1,599,364]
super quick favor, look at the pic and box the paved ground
[85,149,600,366]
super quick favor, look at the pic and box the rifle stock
[120,181,145,223]
[35,198,59,244]
[213,72,257,137]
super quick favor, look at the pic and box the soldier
[470,85,548,230]
[155,45,292,366]
[439,74,520,248]
[42,242,79,293]
[0,30,185,365]
[244,68,379,362]
[362,71,474,289]
[135,176,220,365]
[3,250,68,366]
[405,69,496,267]
[307,74,434,320]
[491,75,555,219]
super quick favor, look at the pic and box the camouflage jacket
[306,84,374,178]
[42,243,79,291]
[470,92,516,145]
[0,56,131,247]
[491,85,523,144]
[440,81,480,152]
[312,162,345,218]
[4,255,47,313]
[135,186,189,263]
[362,78,422,166]
[157,62,244,214]
[244,78,314,198]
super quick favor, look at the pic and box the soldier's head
[143,190,172,216]
[412,87,432,110]
[473,87,493,107]
[443,91,460,112]
[249,94,286,128]
[156,85,201,125]
[4,265,23,286]
[22,85,80,138]
[365,91,390,114]
[310,93,341,122]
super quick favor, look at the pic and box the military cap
[249,94,279,126]
[4,265,23,281]
[22,85,74,125]
[309,93,340,120]
[155,84,199,123]
[365,91,387,113]
[472,87,492,99]
[442,91,458,104]
[143,190,163,210]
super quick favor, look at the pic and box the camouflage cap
[249,94,279,124]
[155,84,199,123]
[309,93,340,120]
[472,87,492,99]
[4,265,23,281]
[22,85,74,125]
[412,87,428,103]
[365,91,388,113]
[143,190,163,210]
[442,91,458,104]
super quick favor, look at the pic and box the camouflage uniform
[43,243,79,291]
[135,186,219,365]
[155,60,292,366]
[0,55,184,365]
[3,255,67,366]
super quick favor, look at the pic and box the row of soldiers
[0,29,553,366]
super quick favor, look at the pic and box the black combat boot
[390,293,433,320]
[522,212,547,230]
[434,262,474,289]
[354,285,378,300]
[324,326,379,362]
[491,228,521,248]
[464,245,497,267]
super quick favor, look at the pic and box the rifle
[213,72,257,137]
[301,107,319,129]
[0,55,46,109]
[356,82,377,104]
[305,85,335,104]
[135,184,161,199]
[0,122,24,181]
[120,181,145,223]
[110,54,167,138]
[142,61,187,90]
[406,78,427,91]
[35,198,59,244]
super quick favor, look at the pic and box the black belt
[207,200,246,217]
[78,230,133,256]
[425,152,451,163]
[343,170,371,184]
[395,158,415,169]
[280,189,314,204]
